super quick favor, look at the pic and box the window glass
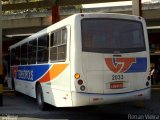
[15,46,20,65]
[21,43,28,65]
[50,27,67,62]
[37,35,49,63]
[62,28,67,44]
[51,33,56,46]
[28,39,37,64]
[81,19,145,53]
[57,31,61,45]
[50,47,57,61]
[57,45,66,60]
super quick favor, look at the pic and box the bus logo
[105,58,136,73]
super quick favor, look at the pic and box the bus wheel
[36,84,47,110]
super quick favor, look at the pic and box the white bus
[7,13,151,110]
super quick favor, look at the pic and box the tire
[36,84,47,110]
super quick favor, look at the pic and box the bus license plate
[110,83,123,89]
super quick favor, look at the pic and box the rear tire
[36,84,48,110]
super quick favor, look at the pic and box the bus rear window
[81,19,146,53]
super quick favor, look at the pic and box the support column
[132,0,142,16]
[52,3,60,24]
[0,0,3,106]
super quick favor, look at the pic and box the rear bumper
[72,87,151,106]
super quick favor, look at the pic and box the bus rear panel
[71,14,150,106]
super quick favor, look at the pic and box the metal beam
[2,1,51,11]
[3,27,46,35]
[2,0,10,1]
[2,0,9,1]
[1,2,160,37]
[2,11,160,37]
[43,0,130,6]
[1,7,160,29]
[146,19,160,27]
[1,16,52,29]
[143,9,160,20]
[2,0,131,11]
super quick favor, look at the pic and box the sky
[82,0,159,8]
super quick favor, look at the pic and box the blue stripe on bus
[126,58,147,73]
[16,64,51,82]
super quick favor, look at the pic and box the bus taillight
[75,73,86,91]
[75,73,80,79]
[78,79,83,85]
[80,85,86,91]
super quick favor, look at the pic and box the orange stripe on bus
[39,64,68,83]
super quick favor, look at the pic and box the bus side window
[62,28,67,44]
[50,28,67,62]
[21,43,28,65]
[37,35,49,63]
[58,28,67,60]
[28,39,37,64]
[50,33,57,61]
[15,46,21,65]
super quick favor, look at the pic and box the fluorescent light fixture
[82,1,132,8]
[6,33,33,38]
[82,0,153,9]
[147,26,160,29]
